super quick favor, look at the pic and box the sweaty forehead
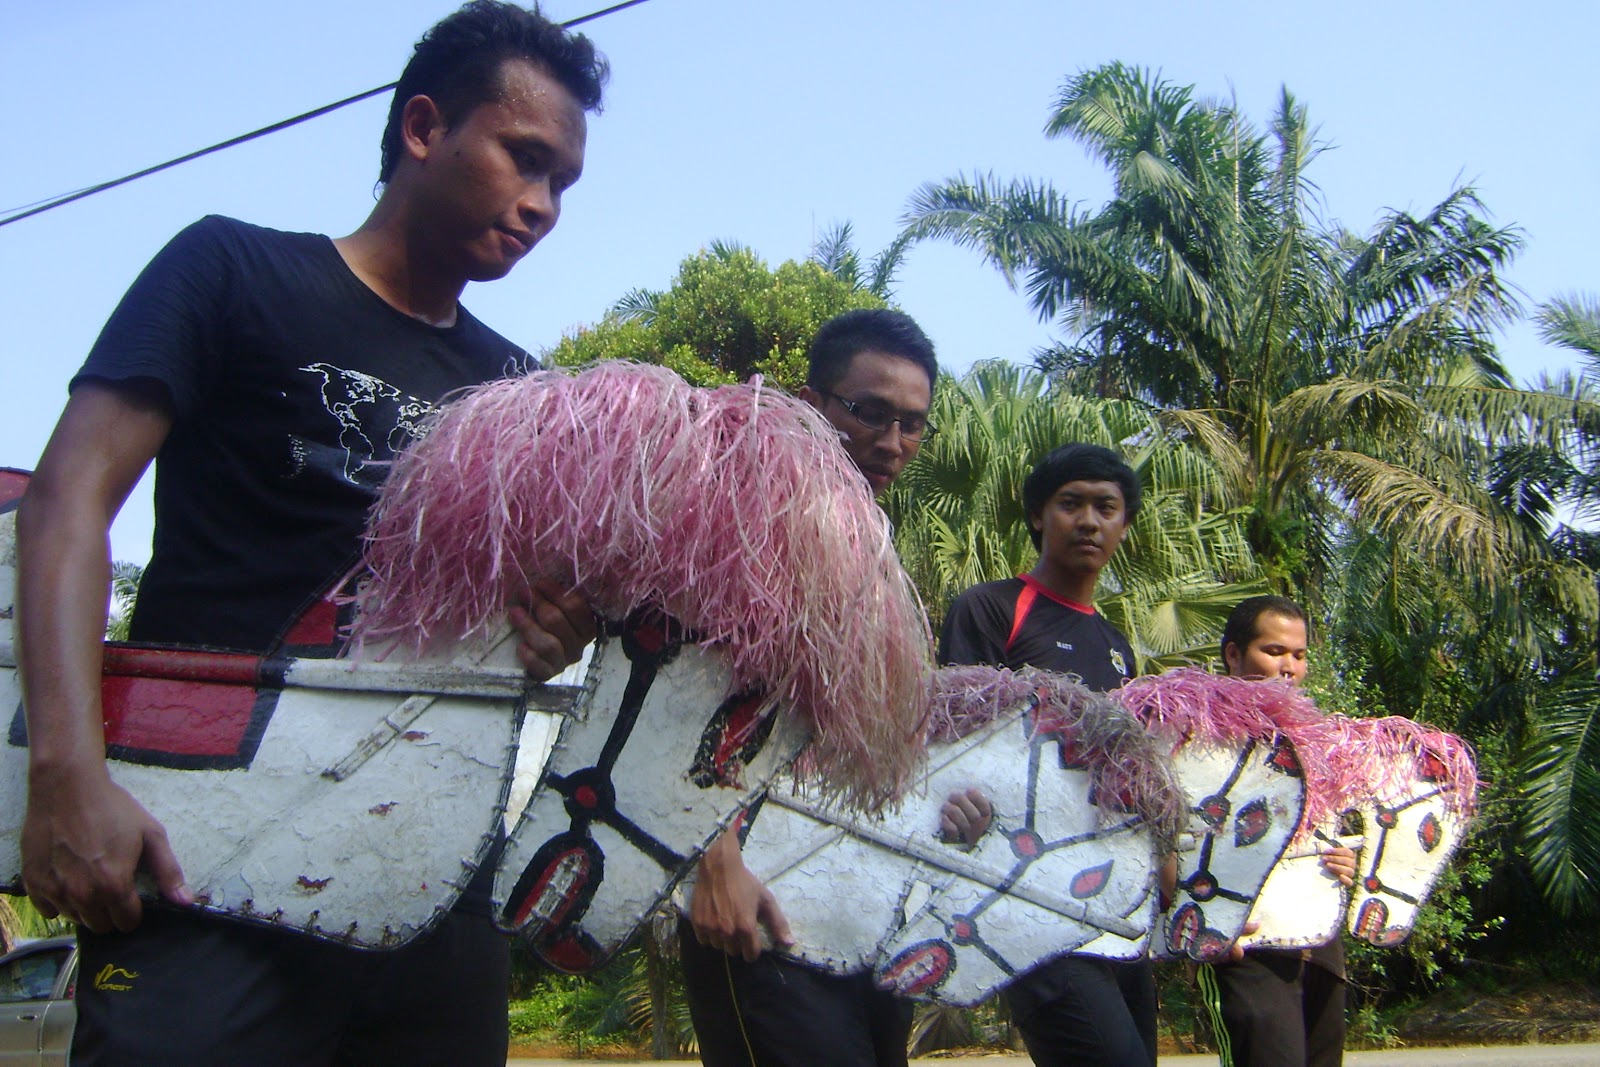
[492,59,588,134]
[831,350,932,414]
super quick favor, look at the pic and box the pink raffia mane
[1109,668,1477,834]
[350,362,932,811]
[928,665,1188,847]
[1329,715,1479,817]
[1111,668,1348,833]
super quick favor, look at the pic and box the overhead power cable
[0,0,651,230]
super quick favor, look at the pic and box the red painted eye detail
[1267,739,1303,777]
[1071,859,1114,899]
[1234,798,1271,847]
[1418,812,1442,852]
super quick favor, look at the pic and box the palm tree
[900,64,1600,920]
[808,221,912,302]
[106,560,143,641]
[1507,295,1600,916]
[899,64,1582,607]
[886,362,1265,672]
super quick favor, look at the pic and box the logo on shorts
[92,964,139,992]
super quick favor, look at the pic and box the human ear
[399,95,448,163]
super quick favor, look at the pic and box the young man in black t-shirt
[939,443,1157,1067]
[16,5,605,1064]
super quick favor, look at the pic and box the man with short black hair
[1198,595,1354,1067]
[679,307,939,1067]
[16,4,604,1062]
[940,442,1157,1067]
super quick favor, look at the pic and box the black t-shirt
[75,215,527,651]
[938,574,1135,691]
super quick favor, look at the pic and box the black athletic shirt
[74,215,527,652]
[938,574,1135,692]
[939,575,1144,1027]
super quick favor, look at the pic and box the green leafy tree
[546,241,884,393]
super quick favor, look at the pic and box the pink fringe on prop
[1109,668,1477,834]
[1111,668,1350,833]
[350,362,932,811]
[1328,716,1479,817]
[928,665,1189,847]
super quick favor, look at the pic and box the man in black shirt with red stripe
[939,443,1156,1067]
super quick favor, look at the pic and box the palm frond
[1519,677,1600,916]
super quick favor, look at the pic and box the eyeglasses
[819,391,938,442]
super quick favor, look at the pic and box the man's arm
[687,827,793,962]
[17,381,192,934]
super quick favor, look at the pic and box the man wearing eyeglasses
[678,308,939,1067]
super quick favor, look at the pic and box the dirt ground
[1391,980,1600,1047]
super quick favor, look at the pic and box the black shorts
[71,906,509,1067]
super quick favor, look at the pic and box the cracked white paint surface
[0,632,529,947]
[1243,769,1467,951]
[1157,739,1305,961]
[744,703,1159,1006]
[495,631,806,968]
[0,493,549,947]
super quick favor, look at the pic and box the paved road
[509,1046,1598,1066]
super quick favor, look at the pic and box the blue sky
[4,0,1595,563]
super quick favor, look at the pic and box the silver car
[0,936,75,1066]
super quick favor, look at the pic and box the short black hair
[1220,595,1308,664]
[1022,444,1141,548]
[380,1,609,183]
[805,309,938,394]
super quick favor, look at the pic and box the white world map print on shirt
[293,363,435,488]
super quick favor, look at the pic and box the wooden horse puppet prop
[762,664,1477,1007]
[0,363,927,949]
[1110,671,1478,961]
[0,362,1475,1000]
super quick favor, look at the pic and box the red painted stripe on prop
[101,675,261,758]
[280,596,340,648]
